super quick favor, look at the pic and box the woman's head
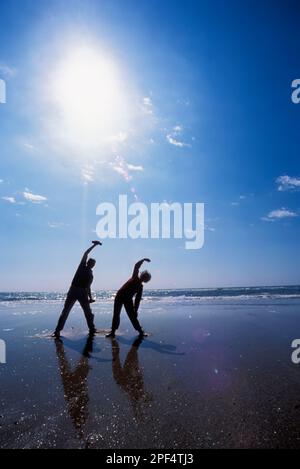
[87,258,96,269]
[140,270,152,283]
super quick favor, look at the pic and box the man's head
[87,258,96,269]
[140,270,151,283]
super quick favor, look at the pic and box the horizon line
[0,284,299,294]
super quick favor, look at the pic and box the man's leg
[55,293,76,334]
[111,339,124,384]
[124,299,144,334]
[78,295,96,333]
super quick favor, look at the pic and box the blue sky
[0,0,299,291]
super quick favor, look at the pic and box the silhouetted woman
[106,258,151,338]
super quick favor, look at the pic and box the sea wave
[0,286,300,303]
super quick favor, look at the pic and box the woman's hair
[140,270,152,283]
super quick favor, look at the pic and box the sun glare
[51,46,129,149]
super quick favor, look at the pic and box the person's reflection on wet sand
[54,336,94,442]
[110,337,152,422]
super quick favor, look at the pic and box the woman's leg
[123,299,143,334]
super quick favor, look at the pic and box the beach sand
[0,296,300,449]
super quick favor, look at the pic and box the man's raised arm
[132,258,151,278]
[80,241,102,265]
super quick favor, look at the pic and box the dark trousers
[112,294,143,333]
[56,286,95,332]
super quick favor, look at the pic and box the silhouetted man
[106,258,151,338]
[53,241,102,338]
[54,336,93,441]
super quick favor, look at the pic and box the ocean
[1,285,300,304]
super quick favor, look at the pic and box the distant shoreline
[0,284,300,294]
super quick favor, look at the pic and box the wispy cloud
[112,157,132,182]
[48,222,69,229]
[111,156,144,182]
[109,132,128,144]
[127,163,144,172]
[205,225,216,232]
[23,191,48,203]
[177,98,191,107]
[23,142,36,152]
[276,175,300,192]
[0,63,17,78]
[231,194,253,206]
[166,125,191,148]
[82,165,95,184]
[262,207,298,221]
[142,96,153,115]
[167,135,191,148]
[2,196,16,204]
[110,156,143,200]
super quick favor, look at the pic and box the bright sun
[51,46,129,149]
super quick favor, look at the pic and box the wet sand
[1,297,300,448]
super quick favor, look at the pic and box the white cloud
[112,158,132,182]
[231,194,252,206]
[23,191,48,203]
[82,165,95,184]
[23,142,36,152]
[2,196,16,204]
[262,207,298,221]
[48,222,69,229]
[127,163,144,172]
[111,156,144,182]
[0,63,17,78]
[276,175,300,192]
[142,97,153,114]
[166,135,191,148]
[166,125,191,148]
[177,98,190,106]
[173,125,183,133]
